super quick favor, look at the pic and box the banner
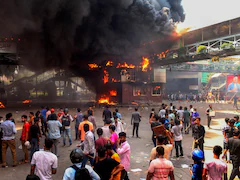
[227,75,240,92]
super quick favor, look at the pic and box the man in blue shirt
[0,113,17,167]
[47,114,62,157]
[228,76,240,92]
[63,148,100,180]
[74,108,83,140]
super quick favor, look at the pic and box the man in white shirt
[158,106,166,118]
[30,139,58,180]
[82,124,95,166]
[177,106,184,120]
[171,120,183,159]
[102,119,112,138]
[113,116,124,135]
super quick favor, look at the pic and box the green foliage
[220,42,234,49]
[197,45,207,54]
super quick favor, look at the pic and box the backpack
[71,165,92,180]
[62,115,71,127]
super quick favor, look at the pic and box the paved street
[0,101,239,180]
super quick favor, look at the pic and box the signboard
[227,75,240,92]
[0,42,17,53]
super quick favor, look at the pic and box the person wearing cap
[63,148,100,180]
[59,108,73,146]
[222,129,240,180]
[79,115,93,142]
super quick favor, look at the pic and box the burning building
[91,57,166,105]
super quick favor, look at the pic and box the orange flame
[98,96,116,105]
[22,100,32,104]
[106,61,113,66]
[109,90,117,97]
[131,102,139,106]
[0,102,5,108]
[141,57,150,72]
[111,78,120,82]
[88,63,99,69]
[103,70,109,84]
[116,62,135,69]
[175,24,191,36]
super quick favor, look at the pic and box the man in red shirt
[21,115,30,163]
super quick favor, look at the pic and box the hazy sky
[181,0,240,30]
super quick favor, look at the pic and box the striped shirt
[148,158,174,180]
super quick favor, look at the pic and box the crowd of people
[0,106,131,180]
[148,103,240,180]
[0,103,239,180]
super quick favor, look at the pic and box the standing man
[222,129,240,180]
[206,105,213,129]
[82,124,95,167]
[113,116,124,135]
[59,108,73,146]
[29,112,35,126]
[150,135,173,161]
[177,106,184,121]
[158,106,166,118]
[234,115,240,129]
[116,132,131,180]
[115,109,122,120]
[131,108,141,138]
[102,105,112,122]
[183,107,191,134]
[102,119,112,138]
[192,117,205,152]
[88,111,97,133]
[47,114,62,157]
[233,95,238,110]
[95,128,108,152]
[20,115,30,163]
[30,139,58,180]
[63,148,100,180]
[147,147,175,180]
[79,115,93,142]
[171,120,184,159]
[0,113,17,167]
[74,108,83,140]
[29,118,41,160]
[203,145,227,180]
[94,146,124,180]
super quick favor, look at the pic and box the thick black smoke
[0,0,184,89]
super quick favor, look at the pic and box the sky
[180,0,240,30]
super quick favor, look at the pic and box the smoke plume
[0,0,185,89]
